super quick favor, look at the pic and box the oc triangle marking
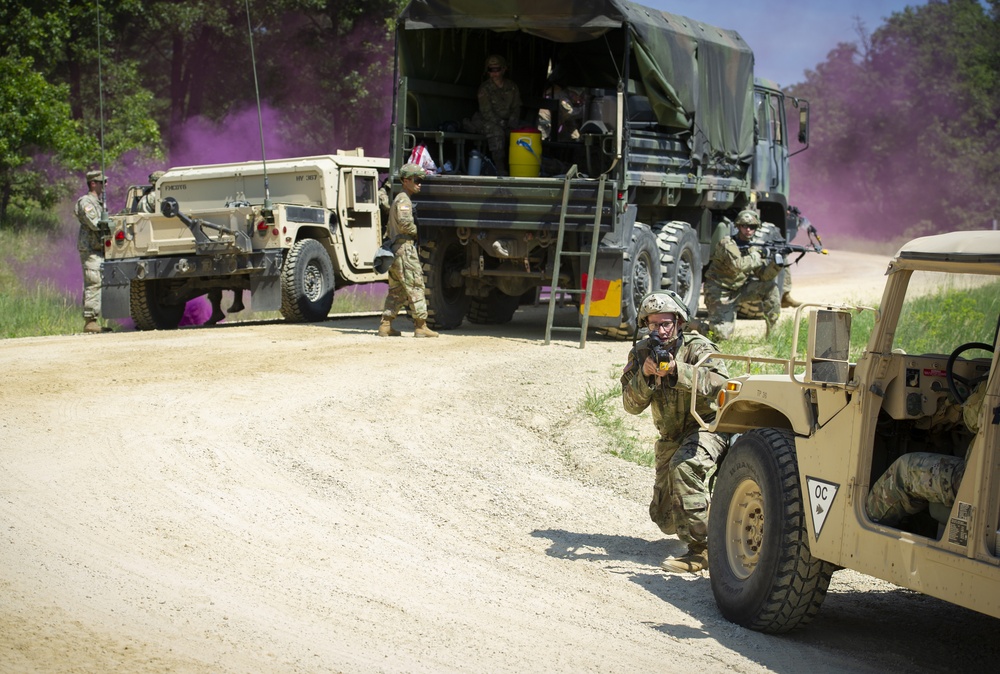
[805,476,839,541]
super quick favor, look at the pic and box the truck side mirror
[793,97,810,145]
[806,309,851,384]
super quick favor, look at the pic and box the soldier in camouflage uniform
[74,170,108,333]
[463,55,522,176]
[621,290,730,573]
[378,163,439,338]
[137,170,165,214]
[867,382,988,525]
[703,209,782,340]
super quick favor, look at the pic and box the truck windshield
[892,270,1000,356]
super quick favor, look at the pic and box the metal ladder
[544,166,606,348]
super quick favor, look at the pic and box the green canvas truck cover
[397,0,754,166]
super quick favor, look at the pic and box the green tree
[0,56,84,227]
[790,0,1000,239]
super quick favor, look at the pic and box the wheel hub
[725,477,764,580]
[303,263,324,301]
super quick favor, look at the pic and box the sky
[644,1,926,88]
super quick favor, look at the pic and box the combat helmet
[637,290,690,327]
[485,54,507,72]
[735,209,761,227]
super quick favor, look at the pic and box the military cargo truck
[101,151,388,330]
[693,230,1000,633]
[390,0,809,336]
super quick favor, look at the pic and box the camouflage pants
[866,452,966,526]
[704,278,780,340]
[650,430,729,550]
[382,241,428,321]
[79,249,102,320]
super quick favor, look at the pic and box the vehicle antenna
[245,0,272,212]
[96,0,109,226]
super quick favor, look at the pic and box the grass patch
[581,381,654,467]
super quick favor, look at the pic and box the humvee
[101,150,388,330]
[694,230,1000,632]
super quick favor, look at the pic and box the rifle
[742,224,828,265]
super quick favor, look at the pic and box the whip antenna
[96,0,109,224]
[245,0,271,211]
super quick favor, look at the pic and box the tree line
[789,0,1000,239]
[1,0,997,241]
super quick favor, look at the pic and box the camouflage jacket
[477,79,522,131]
[621,331,730,443]
[75,192,104,253]
[703,234,766,291]
[386,191,417,252]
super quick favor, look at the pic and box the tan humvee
[694,230,1000,632]
[102,150,388,330]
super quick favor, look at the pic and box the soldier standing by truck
[703,209,782,340]
[378,163,439,338]
[75,169,108,334]
[620,291,730,573]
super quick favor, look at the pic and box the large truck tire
[467,289,520,324]
[655,221,701,319]
[130,279,185,331]
[420,232,470,330]
[280,238,335,323]
[709,428,836,634]
[597,222,660,340]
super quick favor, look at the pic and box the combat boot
[781,292,802,308]
[413,318,439,338]
[83,319,102,334]
[377,317,400,337]
[661,545,708,574]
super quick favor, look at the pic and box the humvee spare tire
[709,428,836,633]
[280,238,335,323]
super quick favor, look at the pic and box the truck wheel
[280,238,335,323]
[420,233,469,329]
[655,222,701,319]
[597,222,659,339]
[737,221,782,319]
[130,279,185,331]
[467,289,520,324]
[709,428,835,633]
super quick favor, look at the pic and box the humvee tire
[467,289,520,324]
[656,221,701,319]
[421,232,470,330]
[280,238,335,322]
[597,222,659,339]
[709,428,835,633]
[130,279,185,331]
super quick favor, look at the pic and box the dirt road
[2,249,997,673]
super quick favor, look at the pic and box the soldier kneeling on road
[702,209,783,340]
[621,291,730,573]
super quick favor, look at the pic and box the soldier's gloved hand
[756,246,769,259]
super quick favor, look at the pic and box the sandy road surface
[2,249,997,673]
